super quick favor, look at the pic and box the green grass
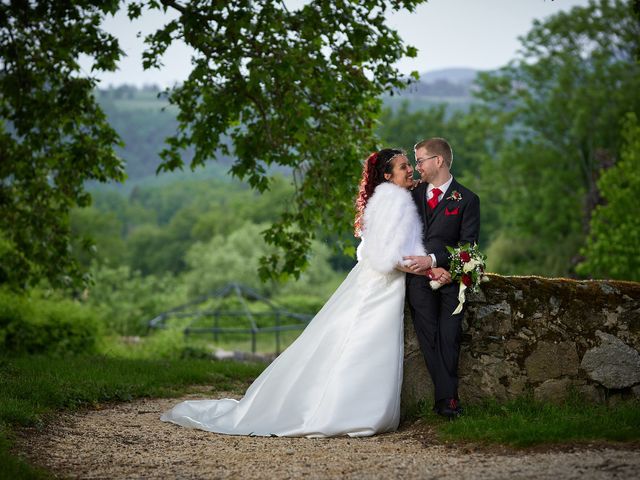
[98,328,304,359]
[0,355,266,479]
[421,395,640,447]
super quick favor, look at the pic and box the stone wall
[401,275,640,413]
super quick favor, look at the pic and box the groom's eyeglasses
[415,155,438,166]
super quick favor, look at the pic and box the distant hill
[383,67,480,112]
[95,85,234,186]
[420,67,478,84]
[395,67,479,98]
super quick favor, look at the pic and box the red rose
[461,274,472,287]
[460,251,471,263]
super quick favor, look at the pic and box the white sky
[82,0,591,88]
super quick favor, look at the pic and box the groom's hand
[430,267,452,284]
[402,255,433,274]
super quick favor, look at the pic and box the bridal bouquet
[429,243,488,314]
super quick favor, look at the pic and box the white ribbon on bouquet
[452,282,467,315]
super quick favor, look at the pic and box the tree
[577,113,640,280]
[70,207,127,268]
[472,0,640,276]
[1,0,424,288]
[0,1,125,289]
[182,222,341,299]
[132,0,422,280]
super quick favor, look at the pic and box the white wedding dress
[161,182,425,437]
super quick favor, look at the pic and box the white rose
[463,259,478,273]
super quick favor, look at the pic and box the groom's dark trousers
[406,179,480,403]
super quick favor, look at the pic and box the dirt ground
[15,392,640,479]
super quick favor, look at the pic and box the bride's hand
[402,255,432,274]
[396,264,414,273]
[428,267,452,284]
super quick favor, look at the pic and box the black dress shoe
[435,398,462,418]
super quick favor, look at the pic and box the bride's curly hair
[354,148,404,237]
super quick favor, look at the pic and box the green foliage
[126,223,190,275]
[70,207,127,268]
[183,222,279,296]
[0,231,35,289]
[131,0,423,280]
[477,140,586,275]
[422,395,640,447]
[0,289,101,356]
[86,264,188,335]
[578,113,640,280]
[98,330,198,360]
[0,1,126,290]
[73,177,298,276]
[484,232,579,276]
[470,0,638,276]
[183,222,343,298]
[378,101,450,150]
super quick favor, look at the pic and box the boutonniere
[446,190,462,201]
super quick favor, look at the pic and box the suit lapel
[414,182,428,228]
[428,178,458,225]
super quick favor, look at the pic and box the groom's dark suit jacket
[411,178,480,270]
[407,177,480,402]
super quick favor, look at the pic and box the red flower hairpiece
[368,152,378,165]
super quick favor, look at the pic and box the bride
[161,148,451,437]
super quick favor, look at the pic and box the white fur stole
[356,182,426,273]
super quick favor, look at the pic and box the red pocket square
[445,207,459,216]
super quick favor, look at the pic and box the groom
[403,137,480,418]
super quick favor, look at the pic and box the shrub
[0,289,101,356]
[97,328,193,360]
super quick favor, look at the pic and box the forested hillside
[96,86,227,185]
[95,71,475,184]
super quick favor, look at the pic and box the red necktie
[428,187,442,210]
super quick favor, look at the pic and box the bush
[0,289,101,356]
[98,329,195,360]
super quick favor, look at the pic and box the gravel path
[16,392,640,479]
